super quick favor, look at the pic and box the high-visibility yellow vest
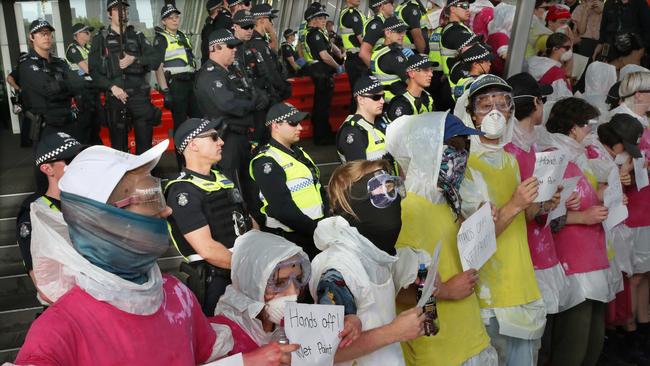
[337,114,389,162]
[39,196,60,212]
[448,74,475,101]
[428,25,443,72]
[157,29,195,74]
[440,21,474,76]
[399,90,434,117]
[370,45,402,102]
[65,42,91,79]
[396,0,430,49]
[339,7,366,53]
[250,145,324,232]
[301,27,329,65]
[465,152,542,308]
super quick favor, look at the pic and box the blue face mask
[60,191,170,284]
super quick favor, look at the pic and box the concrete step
[0,244,24,277]
[0,193,33,220]
[0,217,16,247]
[0,305,42,352]
[0,348,19,364]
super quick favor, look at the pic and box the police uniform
[362,0,389,53]
[200,0,230,65]
[280,29,300,77]
[250,103,328,258]
[154,4,200,162]
[165,118,252,316]
[369,17,412,103]
[447,42,492,101]
[395,0,430,52]
[66,23,101,145]
[88,0,162,154]
[440,21,478,76]
[18,20,83,141]
[339,4,368,99]
[385,53,435,122]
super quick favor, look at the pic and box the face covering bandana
[60,191,170,285]
[346,170,403,256]
[560,49,573,62]
[480,109,507,139]
[438,145,468,219]
[265,294,298,325]
[614,151,631,165]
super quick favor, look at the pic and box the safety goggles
[512,94,546,104]
[266,255,312,293]
[351,170,406,208]
[473,91,514,115]
[451,2,470,9]
[361,93,385,101]
[112,175,167,212]
[195,131,221,142]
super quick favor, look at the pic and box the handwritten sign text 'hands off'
[457,203,497,271]
[284,303,344,366]
[533,150,569,202]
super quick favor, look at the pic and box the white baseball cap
[59,140,169,203]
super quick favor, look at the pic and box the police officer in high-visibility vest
[440,0,476,76]
[296,2,323,60]
[165,118,253,316]
[302,6,343,146]
[66,23,101,145]
[447,42,492,101]
[16,133,84,307]
[280,29,302,77]
[339,0,368,101]
[250,103,328,259]
[395,0,430,54]
[369,16,412,103]
[154,4,199,169]
[386,53,434,122]
[336,75,398,175]
[359,0,395,67]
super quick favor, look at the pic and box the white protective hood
[619,64,650,81]
[29,199,164,315]
[577,62,617,125]
[215,230,308,346]
[487,3,515,36]
[385,112,446,204]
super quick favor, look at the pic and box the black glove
[163,89,173,110]
[251,87,269,111]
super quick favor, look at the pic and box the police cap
[283,28,296,39]
[207,0,221,11]
[161,3,181,19]
[266,103,309,126]
[406,54,433,72]
[383,16,408,33]
[208,28,242,47]
[34,132,84,166]
[304,5,329,21]
[106,0,130,11]
[232,10,255,27]
[71,23,95,35]
[174,118,223,153]
[29,19,55,34]
[251,3,278,19]
[353,75,383,97]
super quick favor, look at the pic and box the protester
[576,61,617,124]
[527,0,553,58]
[485,3,515,77]
[527,32,574,100]
[386,111,499,366]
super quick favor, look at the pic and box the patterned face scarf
[437,145,469,219]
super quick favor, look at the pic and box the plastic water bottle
[416,264,440,336]
[270,319,289,345]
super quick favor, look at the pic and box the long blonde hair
[328,160,391,219]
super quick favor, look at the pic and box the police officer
[359,0,395,67]
[369,16,411,103]
[153,4,199,168]
[250,3,279,52]
[88,0,161,154]
[280,29,302,77]
[18,19,83,141]
[66,23,101,145]
[440,0,476,76]
[303,6,342,145]
[16,132,84,306]
[386,53,434,122]
[339,0,368,99]
[296,2,324,60]
[194,28,267,214]
[447,42,492,101]
[250,103,327,259]
[395,0,430,54]
[200,0,225,65]
[165,118,253,316]
[336,75,398,174]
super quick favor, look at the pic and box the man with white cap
[12,140,244,365]
[165,118,254,316]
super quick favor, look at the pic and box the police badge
[263,162,272,174]
[346,133,354,144]
[176,193,189,207]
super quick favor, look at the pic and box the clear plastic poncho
[576,62,617,125]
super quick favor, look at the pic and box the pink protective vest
[552,162,609,275]
[625,127,650,228]
[210,315,260,355]
[539,66,572,92]
[505,142,560,270]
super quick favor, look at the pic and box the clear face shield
[111,175,167,213]
[350,169,406,208]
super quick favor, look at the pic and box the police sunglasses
[195,131,221,142]
[241,25,254,30]
[361,93,385,101]
[452,2,470,9]
[281,119,302,127]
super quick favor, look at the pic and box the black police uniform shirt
[16,194,61,272]
[376,44,408,96]
[246,30,288,96]
[400,2,429,53]
[306,27,333,63]
[17,49,81,120]
[441,22,475,52]
[201,9,233,64]
[362,16,385,47]
[166,169,217,244]
[385,89,434,122]
[252,138,329,236]
[87,26,159,90]
[194,59,255,129]
[336,115,375,161]
[280,42,298,71]
[340,8,364,51]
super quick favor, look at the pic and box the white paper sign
[603,169,628,232]
[546,176,581,226]
[571,53,589,79]
[417,242,442,308]
[202,353,244,366]
[533,150,569,202]
[634,152,649,191]
[284,303,344,366]
[457,203,497,271]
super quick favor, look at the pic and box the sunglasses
[361,93,385,101]
[557,45,572,51]
[282,120,301,127]
[241,25,254,30]
[195,131,221,142]
[452,2,470,9]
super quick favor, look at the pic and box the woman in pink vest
[537,97,612,366]
[527,32,573,100]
